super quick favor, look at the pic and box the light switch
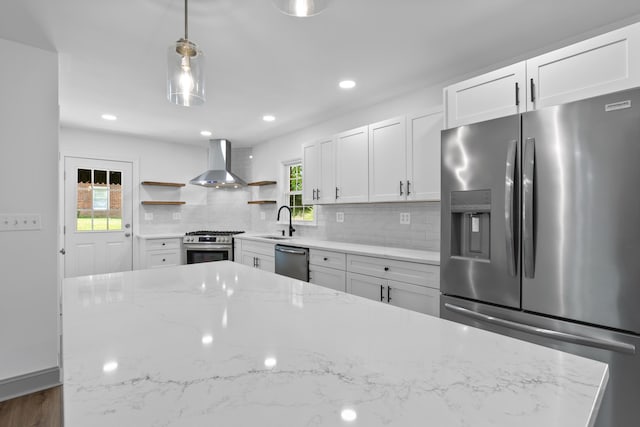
[0,213,41,231]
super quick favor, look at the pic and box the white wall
[249,84,444,250]
[0,39,59,390]
[60,128,253,235]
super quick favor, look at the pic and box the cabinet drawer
[309,249,346,270]
[147,251,180,268]
[146,238,181,251]
[309,265,346,292]
[241,240,275,257]
[346,254,439,288]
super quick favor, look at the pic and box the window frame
[280,158,316,226]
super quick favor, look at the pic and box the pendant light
[272,0,332,17]
[167,0,205,106]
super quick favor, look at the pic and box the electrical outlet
[144,212,154,221]
[400,212,411,225]
[172,212,181,220]
[336,212,344,223]
[260,211,266,220]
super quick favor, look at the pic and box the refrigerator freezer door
[441,295,640,427]
[521,88,640,334]
[441,115,521,308]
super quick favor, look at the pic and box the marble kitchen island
[62,262,608,426]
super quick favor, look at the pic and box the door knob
[59,248,66,255]
[125,224,131,229]
[125,232,131,237]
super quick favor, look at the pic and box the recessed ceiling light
[339,80,356,89]
[101,114,117,121]
[263,115,276,122]
[200,130,212,136]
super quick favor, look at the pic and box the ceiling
[2,0,640,148]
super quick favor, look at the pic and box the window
[284,161,314,223]
[76,168,122,231]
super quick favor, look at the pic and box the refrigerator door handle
[523,137,536,278]
[504,139,517,276]
[444,303,636,355]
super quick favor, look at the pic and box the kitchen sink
[258,235,290,240]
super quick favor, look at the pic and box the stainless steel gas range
[183,231,244,264]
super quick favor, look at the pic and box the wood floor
[0,386,62,427]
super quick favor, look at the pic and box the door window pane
[76,168,124,231]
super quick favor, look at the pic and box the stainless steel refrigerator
[440,87,640,427]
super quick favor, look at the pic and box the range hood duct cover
[190,139,247,188]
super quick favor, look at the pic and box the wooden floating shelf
[141,201,186,205]
[247,181,277,186]
[247,200,277,205]
[141,181,186,187]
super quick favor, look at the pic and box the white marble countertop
[236,233,440,265]
[62,262,607,427]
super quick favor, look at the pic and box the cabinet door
[387,280,440,317]
[368,116,407,202]
[146,251,181,268]
[527,22,640,111]
[346,272,385,303]
[406,110,442,201]
[255,255,275,273]
[240,252,256,268]
[444,62,526,128]
[318,137,336,204]
[302,141,319,205]
[335,126,369,203]
[310,265,346,292]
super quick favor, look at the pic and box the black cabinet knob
[384,266,389,271]
[323,257,328,261]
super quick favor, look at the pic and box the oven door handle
[444,303,636,355]
[185,244,232,250]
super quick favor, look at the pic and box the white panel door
[335,126,369,203]
[387,280,440,317]
[346,272,384,303]
[368,116,406,202]
[444,62,526,128]
[406,110,443,201]
[318,137,336,204]
[302,141,319,205]
[64,157,133,278]
[309,265,346,292]
[527,22,640,111]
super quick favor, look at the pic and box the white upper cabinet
[406,110,442,201]
[335,126,369,203]
[527,22,640,111]
[444,22,640,128]
[368,116,407,202]
[302,141,319,205]
[444,62,526,128]
[302,137,336,205]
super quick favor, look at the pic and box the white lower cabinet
[346,254,440,316]
[309,249,346,291]
[139,237,183,269]
[236,240,275,273]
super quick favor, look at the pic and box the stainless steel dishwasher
[274,244,309,281]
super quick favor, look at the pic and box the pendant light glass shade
[167,39,205,106]
[167,0,205,107]
[272,0,332,17]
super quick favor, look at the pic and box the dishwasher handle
[275,246,307,255]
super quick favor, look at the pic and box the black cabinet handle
[406,181,411,196]
[162,242,166,246]
[312,189,316,200]
[316,188,320,199]
[387,286,392,303]
[399,181,403,195]
[335,187,339,200]
[515,82,520,106]
[380,285,384,301]
[530,78,535,103]
[323,257,328,261]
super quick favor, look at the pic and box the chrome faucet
[277,205,295,237]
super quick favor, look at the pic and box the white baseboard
[0,367,61,402]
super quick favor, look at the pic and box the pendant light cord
[184,0,188,40]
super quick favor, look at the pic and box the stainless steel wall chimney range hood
[190,139,247,188]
